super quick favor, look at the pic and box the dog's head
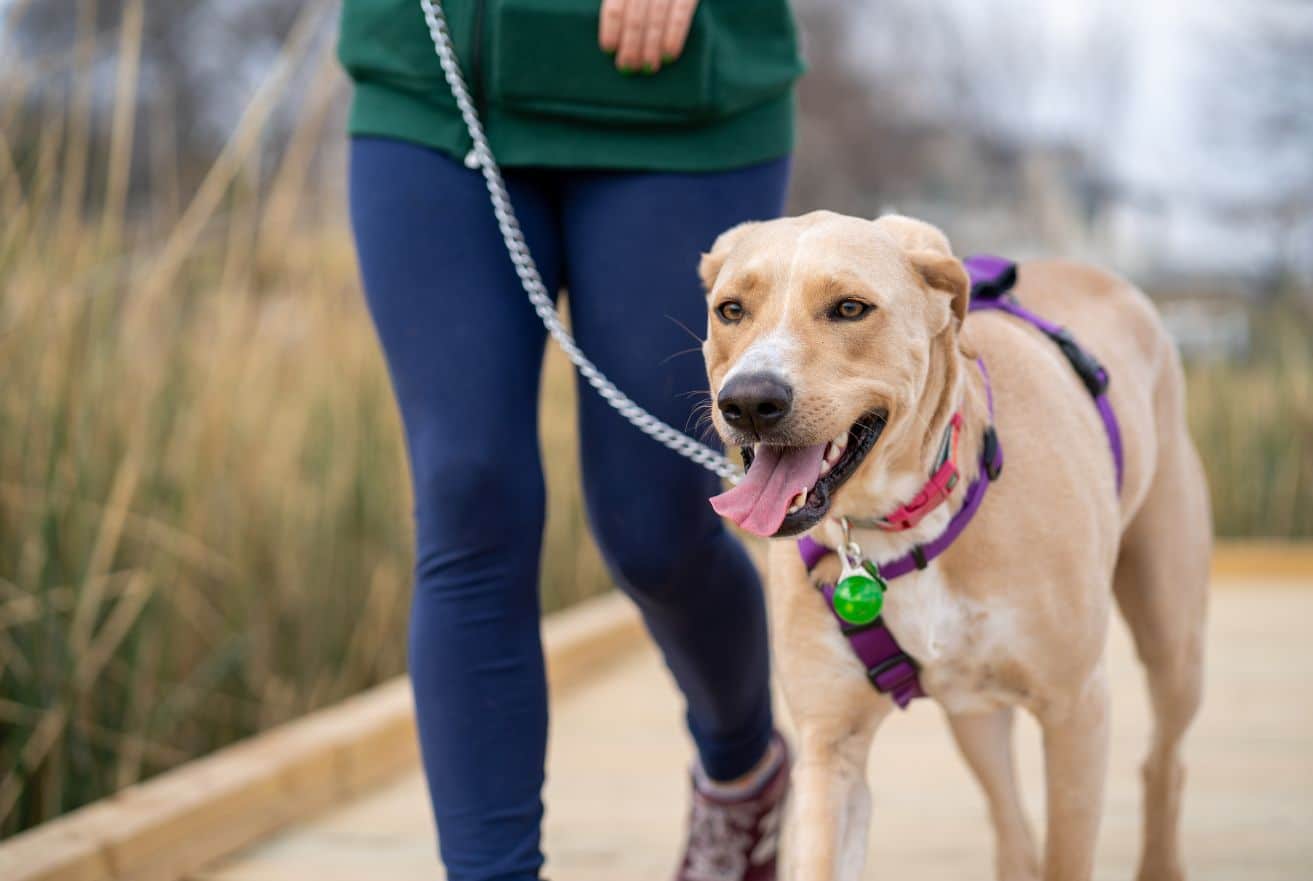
[703,212,970,538]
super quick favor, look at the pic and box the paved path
[199,580,1312,880]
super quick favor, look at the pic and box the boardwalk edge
[0,591,643,881]
[1210,540,1313,581]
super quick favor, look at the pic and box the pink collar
[864,412,964,532]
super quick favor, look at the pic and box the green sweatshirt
[337,0,804,171]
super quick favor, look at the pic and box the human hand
[598,0,699,75]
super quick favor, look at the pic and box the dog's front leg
[787,713,886,881]
[1038,667,1111,881]
[769,545,889,881]
[948,708,1040,881]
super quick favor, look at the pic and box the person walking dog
[338,1,803,878]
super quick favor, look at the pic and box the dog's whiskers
[694,418,722,446]
[661,345,704,366]
[686,399,716,436]
[664,314,705,346]
[848,417,886,444]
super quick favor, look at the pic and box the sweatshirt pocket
[489,0,717,125]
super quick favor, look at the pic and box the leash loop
[418,0,742,483]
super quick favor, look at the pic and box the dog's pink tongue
[710,443,828,537]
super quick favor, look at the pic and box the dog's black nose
[718,373,793,436]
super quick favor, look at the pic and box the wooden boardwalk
[199,579,1312,881]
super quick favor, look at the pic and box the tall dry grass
[1184,298,1313,538]
[0,6,609,836]
[1,1,1309,841]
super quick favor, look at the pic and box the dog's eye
[717,301,745,323]
[831,299,872,321]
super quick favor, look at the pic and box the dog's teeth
[824,442,843,466]
[833,432,848,450]
[820,458,832,475]
[786,490,807,514]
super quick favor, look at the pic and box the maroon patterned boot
[673,734,790,881]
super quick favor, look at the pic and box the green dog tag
[832,568,886,626]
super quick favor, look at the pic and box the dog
[700,212,1210,881]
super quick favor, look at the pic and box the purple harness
[967,256,1125,489]
[796,256,1125,708]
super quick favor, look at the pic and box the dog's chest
[881,568,1034,714]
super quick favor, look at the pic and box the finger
[640,0,672,72]
[599,0,625,54]
[661,0,697,60]
[615,0,649,71]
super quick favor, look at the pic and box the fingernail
[619,66,635,75]
[662,53,675,63]
[642,63,655,75]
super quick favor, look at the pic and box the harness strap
[819,593,923,707]
[964,257,1125,491]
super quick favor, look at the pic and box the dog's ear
[909,250,970,326]
[873,215,969,326]
[873,214,952,255]
[699,222,759,293]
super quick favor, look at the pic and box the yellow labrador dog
[700,212,1210,881]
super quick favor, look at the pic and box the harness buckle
[910,545,929,570]
[967,260,1018,302]
[867,650,918,690]
[982,427,1003,481]
[1047,328,1110,398]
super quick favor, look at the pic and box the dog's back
[965,258,1200,531]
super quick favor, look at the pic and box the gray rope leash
[418,0,741,483]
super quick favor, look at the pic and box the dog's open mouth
[710,412,886,538]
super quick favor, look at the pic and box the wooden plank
[0,592,641,881]
[1211,541,1313,582]
[0,818,115,881]
[199,581,1313,881]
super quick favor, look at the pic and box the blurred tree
[790,0,1106,253]
[3,0,339,210]
[790,0,1009,215]
[1205,1,1313,285]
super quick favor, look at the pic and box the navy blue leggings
[349,137,789,881]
